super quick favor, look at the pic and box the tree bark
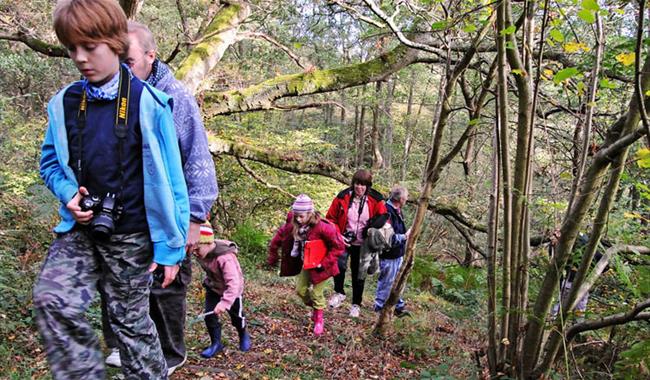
[383,78,396,171]
[371,81,384,170]
[119,0,144,19]
[373,13,495,337]
[486,115,501,376]
[357,90,367,167]
[175,1,251,95]
[521,54,650,377]
[401,70,417,181]
[202,34,440,116]
[503,0,535,367]
[495,1,513,366]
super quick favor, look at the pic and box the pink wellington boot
[313,309,324,336]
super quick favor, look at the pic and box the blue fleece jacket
[40,79,189,265]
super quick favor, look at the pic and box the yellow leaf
[564,42,590,53]
[264,348,273,354]
[542,69,554,80]
[623,212,640,219]
[615,52,636,66]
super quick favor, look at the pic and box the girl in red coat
[267,194,345,336]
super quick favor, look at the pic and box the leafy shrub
[409,255,445,291]
[614,336,650,379]
[228,219,270,270]
[410,257,483,308]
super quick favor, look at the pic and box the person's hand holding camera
[342,230,355,247]
[66,186,93,224]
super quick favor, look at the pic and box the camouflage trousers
[32,229,168,380]
[101,255,192,368]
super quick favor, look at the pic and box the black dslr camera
[80,193,123,240]
[342,230,356,244]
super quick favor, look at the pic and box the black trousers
[333,245,365,305]
[101,255,192,367]
[204,285,246,333]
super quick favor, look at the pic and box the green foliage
[577,9,596,24]
[549,29,565,42]
[410,257,483,308]
[553,67,579,84]
[0,105,57,378]
[500,25,516,36]
[0,48,75,113]
[615,339,650,380]
[636,148,650,169]
[228,219,270,270]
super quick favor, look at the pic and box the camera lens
[91,214,115,240]
[90,224,112,241]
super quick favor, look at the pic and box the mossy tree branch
[208,137,487,233]
[0,31,67,57]
[202,38,439,116]
[175,1,251,95]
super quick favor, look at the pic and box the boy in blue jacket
[32,1,189,379]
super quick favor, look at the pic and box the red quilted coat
[325,187,387,234]
[267,212,346,285]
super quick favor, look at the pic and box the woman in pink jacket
[267,194,345,336]
[194,222,251,357]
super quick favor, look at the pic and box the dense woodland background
[0,0,649,379]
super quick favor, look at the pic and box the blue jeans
[374,257,405,311]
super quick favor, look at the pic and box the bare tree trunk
[567,15,604,211]
[176,2,251,95]
[383,78,396,171]
[354,87,360,156]
[340,90,346,123]
[401,70,417,181]
[486,109,501,376]
[357,85,368,167]
[522,54,650,377]
[495,1,513,365]
[372,81,384,170]
[372,14,495,336]
[503,0,534,368]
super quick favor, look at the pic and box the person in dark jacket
[268,194,346,336]
[374,185,411,317]
[33,1,188,378]
[325,169,387,318]
[101,21,219,375]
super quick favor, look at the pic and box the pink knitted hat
[292,194,314,213]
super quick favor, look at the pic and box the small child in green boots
[193,222,251,357]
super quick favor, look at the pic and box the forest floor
[165,268,487,380]
[4,244,486,379]
[2,243,637,379]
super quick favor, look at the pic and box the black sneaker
[394,308,411,318]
